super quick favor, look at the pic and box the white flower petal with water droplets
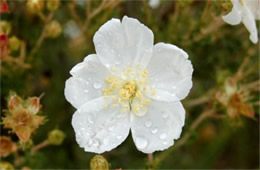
[65,16,193,154]
[146,43,193,102]
[64,54,110,109]
[130,100,185,153]
[93,16,154,70]
[72,96,130,154]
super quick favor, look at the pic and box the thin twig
[30,140,49,155]
[193,17,225,42]
[28,12,55,61]
[68,0,84,30]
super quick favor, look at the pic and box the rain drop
[163,141,168,145]
[160,133,167,139]
[136,137,148,149]
[172,86,176,89]
[151,128,158,134]
[103,138,109,146]
[87,116,94,124]
[117,135,123,139]
[88,139,93,146]
[108,126,114,131]
[93,82,102,89]
[115,60,120,65]
[145,121,152,128]
[162,112,168,118]
[92,139,99,147]
[84,89,88,93]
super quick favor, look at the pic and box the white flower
[64,16,193,154]
[222,0,260,44]
[149,0,160,9]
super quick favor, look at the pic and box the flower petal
[121,16,154,68]
[26,97,41,114]
[146,43,193,102]
[131,100,185,153]
[246,0,260,20]
[8,95,23,113]
[222,0,242,25]
[64,54,110,109]
[240,2,258,43]
[72,96,130,154]
[93,16,154,70]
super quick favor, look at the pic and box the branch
[28,12,55,62]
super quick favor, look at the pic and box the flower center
[119,80,137,100]
[102,65,155,115]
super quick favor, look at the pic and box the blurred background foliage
[0,0,259,169]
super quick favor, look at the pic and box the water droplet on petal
[171,93,176,97]
[162,112,168,118]
[117,135,122,139]
[145,121,152,128]
[136,137,148,149]
[108,126,114,132]
[103,138,109,146]
[88,139,93,146]
[92,139,99,147]
[87,116,94,124]
[163,141,168,145]
[85,81,89,85]
[160,133,167,139]
[151,128,158,134]
[93,82,102,89]
[115,60,120,65]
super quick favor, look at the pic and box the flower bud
[46,20,62,38]
[8,36,21,51]
[47,0,60,11]
[0,161,14,170]
[0,21,11,35]
[214,0,233,14]
[0,0,9,13]
[90,155,109,170]
[0,136,17,157]
[18,138,34,150]
[48,129,65,145]
[26,0,44,14]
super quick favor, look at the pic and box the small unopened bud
[0,161,14,170]
[8,36,21,51]
[48,129,65,145]
[214,0,233,14]
[26,0,44,14]
[0,21,11,35]
[0,0,9,13]
[47,0,60,11]
[46,20,62,38]
[90,155,109,170]
[18,138,34,150]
